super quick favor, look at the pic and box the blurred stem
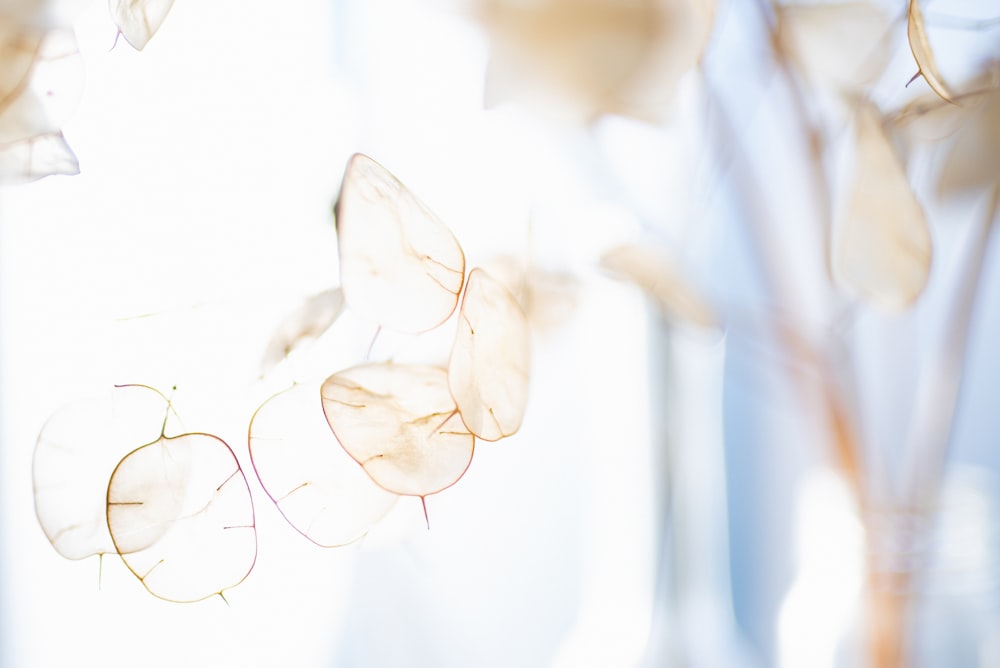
[864,188,998,668]
[751,0,835,272]
[907,187,1000,506]
[742,0,864,494]
[700,74,863,504]
[714,4,996,668]
[736,12,926,666]
[866,565,910,668]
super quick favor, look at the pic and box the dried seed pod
[248,381,397,548]
[33,385,173,560]
[110,0,176,50]
[259,288,345,375]
[448,268,531,441]
[107,432,257,603]
[833,103,932,310]
[334,153,465,334]
[321,362,474,498]
[601,243,718,329]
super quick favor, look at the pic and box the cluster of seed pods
[33,384,257,603]
[0,0,179,183]
[249,153,532,541]
[33,154,532,601]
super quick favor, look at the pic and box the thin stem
[366,325,381,361]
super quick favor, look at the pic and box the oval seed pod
[937,88,1000,197]
[33,384,173,560]
[833,103,932,311]
[600,243,719,329]
[321,362,474,498]
[259,287,345,375]
[248,381,397,548]
[448,268,531,442]
[0,18,43,116]
[334,153,466,334]
[106,432,257,603]
[776,2,892,92]
[0,27,81,183]
[109,0,176,50]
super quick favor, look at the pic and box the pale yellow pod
[335,154,465,334]
[107,432,257,603]
[776,2,892,91]
[248,381,397,548]
[321,363,474,497]
[601,243,718,329]
[259,288,345,375]
[33,385,172,560]
[448,268,531,442]
[110,0,175,50]
[833,104,932,311]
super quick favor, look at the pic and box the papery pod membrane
[0,128,78,182]
[321,363,474,497]
[107,433,257,602]
[833,103,932,310]
[479,254,579,332]
[259,288,345,375]
[601,243,718,329]
[448,268,531,441]
[937,88,1000,197]
[480,0,715,122]
[776,2,892,92]
[248,381,397,548]
[0,17,43,115]
[110,0,175,50]
[335,153,465,334]
[33,385,172,560]
[0,26,80,182]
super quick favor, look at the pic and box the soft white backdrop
[0,1,673,666]
[5,1,999,666]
